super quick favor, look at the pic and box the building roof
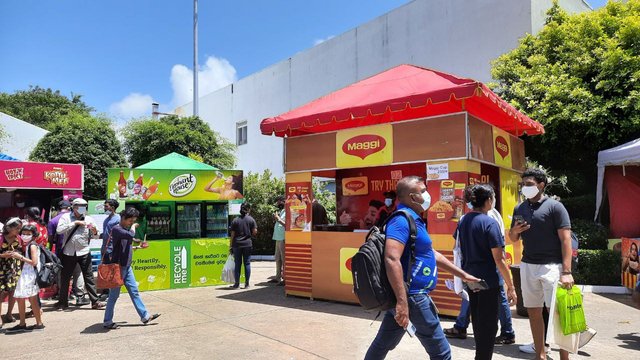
[260,64,544,138]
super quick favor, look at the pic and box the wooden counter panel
[392,114,467,162]
[311,231,365,303]
[285,134,336,172]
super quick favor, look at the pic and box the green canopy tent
[135,152,218,170]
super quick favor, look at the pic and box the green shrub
[242,170,285,255]
[574,249,621,286]
[572,219,609,250]
[561,194,596,222]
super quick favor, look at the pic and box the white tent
[595,138,640,220]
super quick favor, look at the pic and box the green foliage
[29,113,126,199]
[574,249,621,285]
[561,193,596,221]
[121,115,236,169]
[241,170,285,255]
[572,218,610,250]
[0,86,93,130]
[492,1,640,195]
[312,178,336,224]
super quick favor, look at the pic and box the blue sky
[0,0,608,121]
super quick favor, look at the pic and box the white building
[176,0,591,177]
[0,112,49,160]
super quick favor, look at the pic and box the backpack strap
[382,209,418,285]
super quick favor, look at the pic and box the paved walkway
[1,262,638,359]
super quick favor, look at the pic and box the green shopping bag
[555,285,587,335]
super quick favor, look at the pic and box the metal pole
[193,0,199,116]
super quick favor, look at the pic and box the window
[236,121,248,146]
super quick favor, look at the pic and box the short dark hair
[240,202,251,216]
[121,207,139,220]
[368,200,385,209]
[464,184,495,209]
[20,224,40,239]
[275,195,285,203]
[522,168,548,187]
[105,199,120,210]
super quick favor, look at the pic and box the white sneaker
[579,327,597,348]
[519,343,550,354]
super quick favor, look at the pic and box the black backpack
[25,242,63,288]
[351,210,417,311]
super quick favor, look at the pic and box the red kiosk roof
[260,65,544,137]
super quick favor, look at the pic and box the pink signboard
[0,160,84,190]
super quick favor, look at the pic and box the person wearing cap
[48,200,85,304]
[1,217,23,326]
[376,191,398,228]
[56,198,105,310]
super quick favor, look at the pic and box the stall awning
[260,64,544,138]
[136,152,218,170]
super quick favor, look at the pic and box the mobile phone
[513,215,524,225]
[466,279,490,292]
[406,321,416,337]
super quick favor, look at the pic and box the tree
[121,115,236,169]
[0,86,93,130]
[29,113,127,199]
[242,170,285,255]
[491,1,640,195]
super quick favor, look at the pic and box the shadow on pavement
[81,323,110,334]
[446,337,531,359]
[615,332,640,351]
[595,293,635,309]
[215,283,378,321]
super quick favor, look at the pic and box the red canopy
[260,64,544,137]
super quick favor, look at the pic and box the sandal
[2,314,16,323]
[444,326,467,339]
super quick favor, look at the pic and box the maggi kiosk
[260,65,545,315]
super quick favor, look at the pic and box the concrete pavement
[1,262,638,359]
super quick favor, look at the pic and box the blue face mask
[466,202,473,210]
[77,207,87,215]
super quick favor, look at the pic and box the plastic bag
[548,284,580,353]
[556,285,587,335]
[221,255,235,283]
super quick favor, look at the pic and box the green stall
[105,153,244,291]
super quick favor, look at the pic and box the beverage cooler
[205,202,229,238]
[176,203,202,238]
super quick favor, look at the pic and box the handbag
[97,232,124,289]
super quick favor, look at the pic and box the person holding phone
[454,184,517,360]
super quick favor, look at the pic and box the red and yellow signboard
[341,176,369,196]
[336,124,393,168]
[285,182,313,231]
[339,247,358,285]
[493,128,513,169]
[0,160,84,190]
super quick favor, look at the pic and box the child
[7,224,44,332]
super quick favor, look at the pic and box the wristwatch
[561,271,572,275]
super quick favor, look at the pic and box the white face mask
[77,206,87,215]
[521,185,540,199]
[105,210,113,216]
[384,198,393,207]
[21,235,32,242]
[413,191,431,211]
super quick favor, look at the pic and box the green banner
[107,169,243,202]
[131,240,171,291]
[190,238,230,287]
[170,239,191,289]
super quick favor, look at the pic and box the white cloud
[170,55,237,108]
[109,93,154,120]
[313,35,335,46]
[109,55,237,121]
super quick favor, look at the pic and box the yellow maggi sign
[339,247,359,285]
[493,127,513,168]
[336,124,393,168]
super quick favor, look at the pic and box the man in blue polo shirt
[365,176,480,360]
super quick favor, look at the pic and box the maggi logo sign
[342,135,386,160]
[495,136,510,159]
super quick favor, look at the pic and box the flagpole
[193,0,199,117]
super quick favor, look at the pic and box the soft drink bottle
[141,176,154,195]
[143,181,160,200]
[118,171,127,198]
[127,170,135,196]
[134,173,144,195]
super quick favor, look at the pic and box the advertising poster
[621,237,639,289]
[106,169,243,202]
[424,171,470,235]
[336,124,393,168]
[285,182,313,231]
[493,127,513,169]
[0,160,83,190]
[132,240,172,291]
[336,163,424,231]
[190,238,230,287]
[170,239,191,289]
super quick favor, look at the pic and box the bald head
[396,176,424,200]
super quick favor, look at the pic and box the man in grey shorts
[509,168,573,360]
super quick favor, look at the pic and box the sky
[0,0,608,122]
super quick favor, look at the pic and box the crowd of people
[0,198,160,334]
